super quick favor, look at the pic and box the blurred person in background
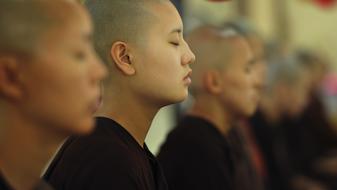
[249,53,333,190]
[0,0,107,189]
[284,51,337,190]
[222,20,268,190]
[158,25,261,190]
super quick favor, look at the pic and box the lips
[183,70,192,85]
[89,93,102,114]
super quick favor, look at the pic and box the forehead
[40,5,91,46]
[248,36,264,56]
[147,2,183,34]
[228,37,252,60]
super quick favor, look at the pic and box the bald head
[0,0,82,56]
[187,26,248,94]
[84,0,169,65]
[265,56,306,93]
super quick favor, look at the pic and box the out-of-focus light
[301,0,337,9]
[314,0,337,8]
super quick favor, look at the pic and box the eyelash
[170,42,180,46]
[74,51,87,61]
[245,65,252,73]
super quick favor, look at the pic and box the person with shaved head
[157,25,260,190]
[44,0,195,190]
[221,21,267,190]
[0,0,107,189]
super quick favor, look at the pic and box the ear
[0,56,24,101]
[110,41,135,76]
[203,70,223,95]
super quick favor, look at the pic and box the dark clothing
[0,173,53,190]
[34,181,54,190]
[250,111,293,190]
[287,93,337,174]
[0,174,11,190]
[284,93,337,189]
[157,116,234,190]
[44,117,168,190]
[237,122,268,181]
[227,126,265,190]
[250,106,337,190]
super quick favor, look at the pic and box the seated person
[44,0,195,190]
[0,0,107,189]
[158,25,260,190]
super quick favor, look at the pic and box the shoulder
[45,131,141,189]
[47,124,140,178]
[164,123,223,151]
[159,125,229,166]
[69,128,138,170]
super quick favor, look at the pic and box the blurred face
[248,35,266,96]
[131,2,195,106]
[220,38,259,117]
[279,72,311,117]
[311,63,326,91]
[18,5,107,135]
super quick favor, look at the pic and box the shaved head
[84,0,169,66]
[186,26,247,94]
[0,0,82,56]
[266,56,307,93]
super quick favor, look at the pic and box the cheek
[234,77,257,113]
[24,69,94,132]
[156,47,181,71]
[256,64,267,83]
[222,76,245,105]
[27,64,89,112]
[228,75,252,98]
[142,48,181,82]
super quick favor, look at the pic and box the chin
[173,89,189,100]
[251,106,259,115]
[71,119,96,135]
[175,92,189,103]
[160,95,187,108]
[242,108,256,118]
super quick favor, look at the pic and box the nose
[181,40,196,66]
[90,53,108,85]
[253,61,267,92]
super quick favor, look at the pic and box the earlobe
[0,56,24,101]
[203,70,222,94]
[110,41,136,76]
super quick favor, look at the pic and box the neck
[188,95,233,136]
[97,88,160,147]
[0,110,65,190]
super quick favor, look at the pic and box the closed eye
[74,50,87,62]
[170,42,180,46]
